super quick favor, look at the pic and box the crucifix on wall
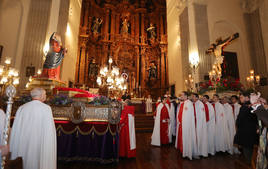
[206,32,239,76]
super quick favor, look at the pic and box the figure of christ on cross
[206,33,239,75]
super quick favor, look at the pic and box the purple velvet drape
[56,122,119,164]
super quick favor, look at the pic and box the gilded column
[104,9,109,41]
[135,46,140,87]
[135,13,140,42]
[141,13,145,44]
[141,47,146,89]
[160,46,165,90]
[110,11,116,40]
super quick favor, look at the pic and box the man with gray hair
[10,88,57,169]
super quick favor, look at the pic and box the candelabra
[208,64,222,90]
[96,56,127,96]
[246,69,260,90]
[0,57,20,95]
[189,51,200,92]
[185,74,194,92]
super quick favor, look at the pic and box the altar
[50,100,122,163]
[55,120,119,163]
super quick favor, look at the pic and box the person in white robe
[0,109,5,145]
[231,95,241,121]
[168,98,176,137]
[202,95,216,155]
[175,92,197,160]
[222,97,236,154]
[212,94,229,153]
[146,95,153,113]
[151,97,171,146]
[191,93,208,157]
[10,88,57,169]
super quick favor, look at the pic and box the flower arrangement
[199,78,244,94]
[49,94,73,106]
[88,96,110,106]
[18,95,32,104]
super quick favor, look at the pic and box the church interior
[0,0,268,168]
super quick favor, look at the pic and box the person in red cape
[119,101,136,158]
[175,91,197,160]
[151,97,171,146]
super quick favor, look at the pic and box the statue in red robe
[41,32,67,80]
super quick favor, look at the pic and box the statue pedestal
[24,78,67,95]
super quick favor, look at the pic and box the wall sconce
[189,51,200,70]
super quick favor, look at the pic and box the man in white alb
[191,93,208,157]
[212,94,229,153]
[202,95,216,155]
[10,88,57,169]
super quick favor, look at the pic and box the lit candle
[256,75,260,83]
[250,70,254,75]
[37,69,42,75]
[5,57,11,65]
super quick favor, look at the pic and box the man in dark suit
[234,92,258,164]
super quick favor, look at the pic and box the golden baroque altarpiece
[75,0,168,97]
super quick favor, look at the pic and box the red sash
[193,103,197,127]
[203,103,210,122]
[177,102,184,152]
[212,103,216,123]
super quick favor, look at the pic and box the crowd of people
[151,91,268,168]
[0,88,267,169]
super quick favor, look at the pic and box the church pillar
[104,9,109,41]
[187,1,210,84]
[82,1,89,34]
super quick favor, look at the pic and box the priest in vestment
[212,94,229,153]
[168,97,176,137]
[146,95,153,114]
[0,109,5,145]
[10,88,57,169]
[202,95,216,155]
[222,97,236,154]
[175,92,197,160]
[151,97,171,146]
[231,95,241,121]
[119,104,136,158]
[191,93,208,157]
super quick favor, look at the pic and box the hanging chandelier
[96,56,127,91]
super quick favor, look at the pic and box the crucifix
[206,32,239,74]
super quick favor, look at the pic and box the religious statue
[147,23,156,39]
[41,32,67,80]
[91,17,102,34]
[206,33,239,74]
[121,18,129,34]
[88,59,98,77]
[147,62,157,80]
